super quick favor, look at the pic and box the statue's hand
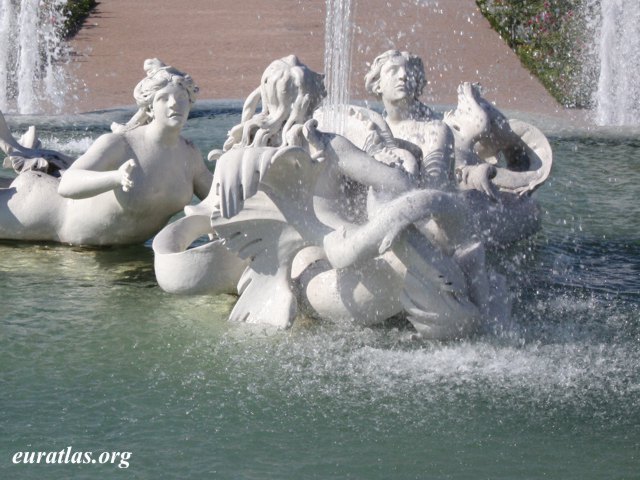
[119,159,136,192]
[456,163,498,200]
[215,148,272,218]
[303,119,326,161]
[362,119,387,155]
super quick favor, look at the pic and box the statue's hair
[222,55,325,150]
[364,50,427,100]
[111,58,199,133]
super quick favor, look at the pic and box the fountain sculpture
[0,46,553,339]
[0,1,554,340]
[3,5,639,477]
[152,54,552,339]
[0,58,213,245]
[318,50,551,247]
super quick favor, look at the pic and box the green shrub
[60,0,97,39]
[476,0,595,108]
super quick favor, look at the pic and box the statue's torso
[59,133,196,245]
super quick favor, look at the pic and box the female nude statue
[364,49,496,197]
[0,58,212,245]
[364,50,552,245]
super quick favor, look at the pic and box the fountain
[593,0,640,125]
[0,0,71,114]
[147,50,553,339]
[0,58,213,246]
[0,48,551,339]
[322,0,354,135]
[0,0,552,339]
[0,2,639,478]
[147,0,552,339]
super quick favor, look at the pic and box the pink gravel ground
[67,0,563,116]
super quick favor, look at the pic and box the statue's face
[378,56,417,103]
[151,83,190,129]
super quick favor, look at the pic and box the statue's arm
[455,163,498,200]
[328,134,415,194]
[58,133,132,199]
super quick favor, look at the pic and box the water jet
[0,0,71,114]
[592,0,640,125]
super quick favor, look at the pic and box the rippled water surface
[1,107,639,479]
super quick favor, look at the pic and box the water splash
[593,0,640,125]
[323,0,354,135]
[0,0,71,114]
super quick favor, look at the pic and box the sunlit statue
[320,50,553,246]
[0,59,212,245]
[154,55,510,339]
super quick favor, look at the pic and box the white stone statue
[320,50,553,247]
[154,55,509,339]
[0,59,212,245]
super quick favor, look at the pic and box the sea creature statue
[316,50,553,246]
[153,55,510,339]
[0,59,213,246]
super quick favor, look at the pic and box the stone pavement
[67,0,562,116]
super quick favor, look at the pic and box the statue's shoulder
[89,131,129,153]
[183,136,198,151]
[181,136,203,162]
